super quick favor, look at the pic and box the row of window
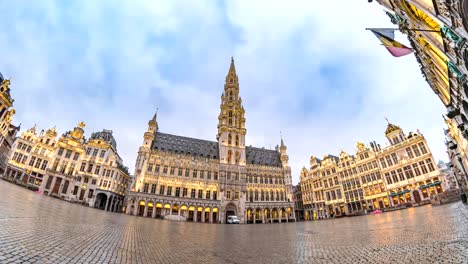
[363,183,386,197]
[384,159,435,185]
[246,190,287,202]
[342,178,361,191]
[142,183,219,200]
[17,142,32,153]
[57,147,80,160]
[325,189,342,201]
[248,176,284,185]
[361,171,382,184]
[344,189,364,201]
[11,152,28,164]
[147,164,219,180]
[379,142,427,169]
[85,147,106,158]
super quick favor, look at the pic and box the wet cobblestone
[0,180,467,263]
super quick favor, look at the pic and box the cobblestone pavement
[0,181,467,264]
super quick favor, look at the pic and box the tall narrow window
[228,111,233,125]
[235,151,240,164]
[235,135,239,146]
[228,134,232,145]
[227,150,232,164]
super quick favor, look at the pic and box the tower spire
[152,107,158,122]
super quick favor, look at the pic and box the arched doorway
[172,204,179,215]
[155,203,162,218]
[197,206,203,222]
[246,208,253,224]
[225,203,237,223]
[147,202,154,217]
[413,190,422,203]
[188,206,195,221]
[212,207,219,223]
[204,207,211,223]
[264,208,271,223]
[138,201,145,216]
[272,208,279,223]
[94,193,108,210]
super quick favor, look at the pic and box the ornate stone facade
[300,122,444,220]
[126,58,295,224]
[3,123,130,212]
[0,73,19,174]
[373,0,468,181]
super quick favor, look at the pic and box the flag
[370,29,413,57]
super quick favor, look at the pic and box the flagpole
[365,28,441,33]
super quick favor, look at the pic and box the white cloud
[0,0,447,185]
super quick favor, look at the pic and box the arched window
[227,150,232,164]
[235,151,240,164]
[265,191,269,201]
[235,135,239,146]
[228,134,232,145]
[255,190,259,201]
[229,91,233,101]
[261,190,264,201]
[228,111,233,125]
[270,190,274,200]
[276,191,279,201]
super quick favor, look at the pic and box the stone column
[210,211,213,223]
[202,210,205,223]
[152,203,157,218]
[261,210,265,224]
[253,213,256,224]
[105,197,110,212]
[144,202,148,217]
[194,210,198,222]
[49,177,57,195]
[178,207,181,216]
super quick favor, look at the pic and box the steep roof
[152,132,219,159]
[246,146,282,167]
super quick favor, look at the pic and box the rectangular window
[391,171,398,183]
[391,153,398,165]
[193,170,197,178]
[199,170,204,179]
[41,160,48,170]
[29,156,36,166]
[92,149,98,157]
[334,176,338,185]
[385,156,393,167]
[143,183,149,193]
[385,172,392,184]
[213,191,218,200]
[235,191,239,200]
[159,185,165,195]
[88,189,94,199]
[379,158,387,168]
[183,188,188,197]
[418,142,428,154]
[86,148,91,156]
[155,165,160,173]
[198,189,203,199]
[403,165,414,179]
[419,161,428,174]
[73,186,79,195]
[100,150,106,158]
[226,190,231,199]
[412,163,421,176]
[227,172,231,180]
[207,171,211,180]
[185,169,189,177]
[426,159,435,171]
[170,167,175,175]
[94,165,101,175]
[80,162,86,172]
[35,158,42,168]
[147,163,153,172]
[405,147,414,159]
[214,172,218,180]
[167,186,172,196]
[65,149,72,159]
[175,187,180,197]
[84,177,89,184]
[73,152,79,161]
[58,147,64,156]
[397,169,405,181]
[163,166,168,174]
[206,190,211,199]
[151,184,156,194]
[412,145,421,157]
[87,164,93,173]
[191,189,196,198]
[178,168,182,176]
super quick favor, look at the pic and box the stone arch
[180,204,188,218]
[246,208,254,224]
[212,207,219,223]
[138,200,146,216]
[196,206,204,222]
[94,192,108,210]
[254,208,262,224]
[188,205,196,221]
[225,203,237,223]
[155,202,163,218]
[172,204,179,215]
[204,207,211,223]
[264,208,271,223]
[147,201,154,217]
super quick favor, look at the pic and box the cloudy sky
[1,0,447,184]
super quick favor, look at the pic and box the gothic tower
[133,111,158,192]
[217,57,247,223]
[280,137,293,202]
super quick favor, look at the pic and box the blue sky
[0,0,447,184]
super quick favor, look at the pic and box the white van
[227,215,240,224]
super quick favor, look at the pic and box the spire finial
[280,131,284,146]
[385,117,389,124]
[152,107,158,121]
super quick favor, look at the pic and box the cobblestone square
[0,180,467,264]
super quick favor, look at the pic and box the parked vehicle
[227,215,240,224]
